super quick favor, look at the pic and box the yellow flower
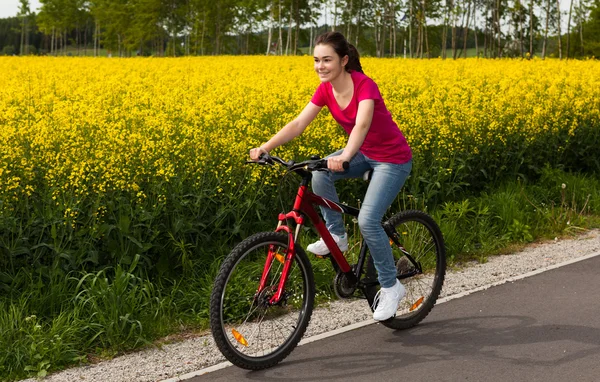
[0,56,597,217]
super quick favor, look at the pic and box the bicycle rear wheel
[365,210,446,330]
[210,231,315,370]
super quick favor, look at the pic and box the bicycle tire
[210,231,315,370]
[364,210,446,330]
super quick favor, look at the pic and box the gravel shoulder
[24,229,600,382]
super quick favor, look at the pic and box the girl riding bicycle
[249,31,412,321]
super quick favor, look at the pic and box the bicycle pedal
[315,253,331,259]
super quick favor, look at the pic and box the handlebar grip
[316,160,349,170]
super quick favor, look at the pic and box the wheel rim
[219,240,310,360]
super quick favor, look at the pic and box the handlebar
[246,154,349,173]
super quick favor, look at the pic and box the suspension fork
[257,212,305,306]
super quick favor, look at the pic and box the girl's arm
[249,102,322,160]
[327,99,375,171]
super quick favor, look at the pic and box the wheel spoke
[210,233,314,369]
[370,211,446,330]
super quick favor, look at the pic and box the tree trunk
[579,0,584,56]
[172,26,177,56]
[347,0,353,41]
[84,19,88,56]
[20,16,25,55]
[382,7,388,57]
[496,0,501,57]
[392,3,397,57]
[423,4,430,58]
[457,0,466,58]
[452,0,457,59]
[518,0,523,57]
[415,14,420,57]
[25,17,29,54]
[246,30,250,55]
[376,13,382,57]
[463,0,472,58]
[93,22,97,57]
[277,0,283,55]
[267,3,273,55]
[294,0,300,55]
[484,2,489,57]
[556,0,562,59]
[442,1,449,59]
[542,0,550,59]
[566,0,573,58]
[193,16,199,55]
[285,1,292,55]
[474,13,479,56]
[356,0,363,47]
[267,25,272,55]
[333,0,338,30]
[201,10,206,55]
[409,0,413,57]
[529,0,534,56]
[309,24,313,53]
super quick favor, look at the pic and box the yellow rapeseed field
[1,56,599,224]
[1,56,599,382]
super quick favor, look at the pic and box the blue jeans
[312,150,412,288]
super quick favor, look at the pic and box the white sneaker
[372,280,405,321]
[306,233,348,255]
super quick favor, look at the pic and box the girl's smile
[313,44,348,83]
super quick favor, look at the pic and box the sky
[0,0,42,19]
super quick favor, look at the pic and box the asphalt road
[190,255,600,382]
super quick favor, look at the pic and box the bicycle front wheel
[210,232,315,370]
[365,210,446,330]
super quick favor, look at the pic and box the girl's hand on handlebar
[327,155,350,172]
[249,147,268,161]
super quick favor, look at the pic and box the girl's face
[313,44,348,83]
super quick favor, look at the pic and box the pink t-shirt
[310,71,412,164]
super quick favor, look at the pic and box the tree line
[2,0,600,58]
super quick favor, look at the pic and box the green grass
[1,166,599,381]
[442,47,479,58]
[44,47,157,57]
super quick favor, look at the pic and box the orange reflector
[275,253,285,264]
[232,329,248,346]
[389,239,394,245]
[410,297,424,312]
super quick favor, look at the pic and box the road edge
[161,249,600,382]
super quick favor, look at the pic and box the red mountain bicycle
[210,154,446,370]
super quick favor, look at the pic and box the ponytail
[346,43,363,74]
[314,31,364,74]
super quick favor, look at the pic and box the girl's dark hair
[314,31,364,74]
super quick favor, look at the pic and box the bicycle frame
[260,174,366,305]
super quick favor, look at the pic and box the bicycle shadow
[243,315,600,381]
